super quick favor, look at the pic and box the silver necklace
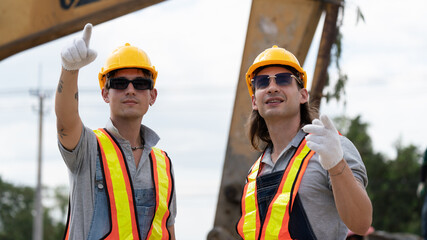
[131,137,145,151]
[131,145,144,151]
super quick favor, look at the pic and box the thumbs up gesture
[61,23,97,70]
[302,114,344,170]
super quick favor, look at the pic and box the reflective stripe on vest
[237,138,314,240]
[146,148,173,240]
[237,154,263,240]
[94,128,140,239]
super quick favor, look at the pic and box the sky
[1,0,427,239]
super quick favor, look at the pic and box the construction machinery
[0,0,341,239]
[207,1,341,238]
[0,0,164,61]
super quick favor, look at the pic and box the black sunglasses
[109,77,153,90]
[252,73,301,90]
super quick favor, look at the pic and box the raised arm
[303,114,372,235]
[55,23,97,150]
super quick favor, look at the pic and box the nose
[125,81,136,95]
[266,76,279,93]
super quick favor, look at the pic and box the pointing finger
[302,124,325,135]
[70,41,81,62]
[82,23,93,47]
[75,39,88,58]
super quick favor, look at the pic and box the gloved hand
[61,23,97,70]
[417,182,425,198]
[302,114,343,170]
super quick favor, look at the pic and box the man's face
[251,66,308,122]
[102,68,157,121]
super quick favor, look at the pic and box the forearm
[330,160,372,234]
[55,68,82,149]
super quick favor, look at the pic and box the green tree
[0,177,66,240]
[340,115,422,234]
[0,177,33,240]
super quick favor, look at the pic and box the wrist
[62,67,79,73]
[328,159,346,176]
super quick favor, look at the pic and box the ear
[299,88,308,104]
[101,88,110,103]
[149,88,158,106]
[251,95,258,111]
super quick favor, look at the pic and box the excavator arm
[0,0,163,61]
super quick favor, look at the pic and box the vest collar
[262,129,308,168]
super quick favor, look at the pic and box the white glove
[302,114,343,170]
[61,23,97,70]
[417,182,425,198]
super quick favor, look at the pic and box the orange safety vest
[237,138,314,240]
[63,128,173,240]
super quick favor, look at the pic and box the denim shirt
[87,152,156,239]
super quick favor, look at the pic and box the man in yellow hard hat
[236,45,372,239]
[55,23,176,240]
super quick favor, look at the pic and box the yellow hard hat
[98,43,158,89]
[245,45,307,96]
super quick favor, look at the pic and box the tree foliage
[325,5,366,106]
[326,4,423,235]
[339,115,422,234]
[0,177,66,240]
[324,5,348,106]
